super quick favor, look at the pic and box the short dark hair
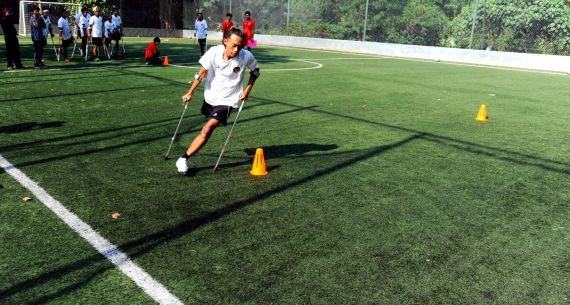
[223,28,245,41]
[153,37,161,43]
[31,5,40,12]
[59,8,67,14]
[226,13,232,17]
[245,11,251,15]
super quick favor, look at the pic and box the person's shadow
[0,121,65,134]
[187,143,339,175]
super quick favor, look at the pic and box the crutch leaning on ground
[175,28,260,175]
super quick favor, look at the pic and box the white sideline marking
[170,59,324,72]
[0,155,184,305]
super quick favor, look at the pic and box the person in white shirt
[111,8,123,55]
[78,7,90,58]
[103,15,114,56]
[41,10,54,39]
[194,12,208,55]
[176,28,260,174]
[57,9,73,61]
[88,7,103,61]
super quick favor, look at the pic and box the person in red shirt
[242,11,255,51]
[221,13,234,34]
[145,36,162,65]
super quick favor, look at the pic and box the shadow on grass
[253,97,570,176]
[0,121,65,134]
[0,134,420,304]
[8,105,315,169]
[0,84,171,103]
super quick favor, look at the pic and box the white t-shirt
[78,14,90,36]
[42,16,51,38]
[194,19,208,39]
[88,15,103,38]
[199,45,258,108]
[58,17,72,40]
[104,20,114,38]
[112,15,122,28]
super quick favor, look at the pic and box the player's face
[245,14,250,20]
[223,34,243,59]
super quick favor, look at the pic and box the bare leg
[186,118,220,156]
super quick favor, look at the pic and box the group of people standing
[74,5,124,63]
[144,10,256,66]
[194,11,256,55]
[0,4,123,70]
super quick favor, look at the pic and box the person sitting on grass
[145,37,162,65]
[176,28,260,174]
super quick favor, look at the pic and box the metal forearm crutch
[164,102,190,160]
[213,101,245,172]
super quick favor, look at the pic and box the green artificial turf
[1,36,570,304]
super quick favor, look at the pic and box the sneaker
[33,65,42,69]
[7,67,13,71]
[176,157,188,174]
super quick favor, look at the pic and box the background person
[145,37,162,65]
[103,15,113,56]
[1,7,24,70]
[88,7,103,61]
[242,11,255,51]
[111,8,123,56]
[78,7,90,58]
[30,6,47,68]
[57,9,73,62]
[41,9,54,40]
[176,28,260,174]
[194,12,208,55]
[221,13,234,35]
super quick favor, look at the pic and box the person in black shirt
[1,7,24,70]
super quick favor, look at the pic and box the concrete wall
[183,32,569,74]
[251,34,570,74]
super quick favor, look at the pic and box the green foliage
[65,0,117,16]
[445,0,570,54]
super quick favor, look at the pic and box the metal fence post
[468,0,480,49]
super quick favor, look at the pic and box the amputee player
[176,28,260,174]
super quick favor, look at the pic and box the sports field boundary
[0,154,184,305]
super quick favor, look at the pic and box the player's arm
[240,67,260,101]
[182,67,207,103]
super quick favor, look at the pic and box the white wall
[187,31,570,74]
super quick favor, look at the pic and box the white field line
[169,59,324,72]
[0,154,184,305]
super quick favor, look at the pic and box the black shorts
[92,37,103,46]
[201,101,233,125]
[111,32,121,41]
[62,38,73,48]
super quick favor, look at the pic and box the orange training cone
[476,104,488,122]
[163,56,169,66]
[250,148,268,176]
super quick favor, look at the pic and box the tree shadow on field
[253,97,570,176]
[0,84,170,103]
[0,134,421,304]
[244,144,338,159]
[7,104,313,169]
[0,121,65,134]
[189,143,339,175]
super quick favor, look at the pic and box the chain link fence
[190,0,569,55]
[4,0,569,55]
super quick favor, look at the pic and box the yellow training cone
[476,104,488,122]
[250,148,268,176]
